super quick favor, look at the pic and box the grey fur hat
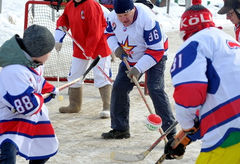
[23,24,55,57]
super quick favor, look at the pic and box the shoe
[101,129,130,139]
[100,110,110,119]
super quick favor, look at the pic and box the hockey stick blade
[110,121,178,162]
[82,55,100,79]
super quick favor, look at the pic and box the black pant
[0,141,49,164]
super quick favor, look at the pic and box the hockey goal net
[24,0,146,86]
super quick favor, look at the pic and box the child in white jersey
[0,25,58,164]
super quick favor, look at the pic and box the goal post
[24,0,146,88]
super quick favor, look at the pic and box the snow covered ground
[0,0,236,163]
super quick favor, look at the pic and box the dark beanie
[113,0,134,14]
[23,24,55,57]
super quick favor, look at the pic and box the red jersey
[57,0,111,59]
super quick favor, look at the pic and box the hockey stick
[110,121,178,162]
[43,55,101,98]
[11,56,100,113]
[56,50,63,100]
[97,65,113,84]
[61,27,89,60]
[155,130,187,164]
[122,57,167,144]
[155,117,199,164]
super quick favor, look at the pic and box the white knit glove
[126,67,140,83]
[55,42,62,52]
[114,46,128,60]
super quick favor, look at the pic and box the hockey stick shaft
[111,121,178,162]
[11,56,100,113]
[123,57,167,144]
[97,65,113,84]
[44,55,100,98]
[155,130,187,164]
[155,117,199,163]
[62,27,89,60]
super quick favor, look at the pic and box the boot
[101,129,130,139]
[99,84,112,119]
[59,87,83,113]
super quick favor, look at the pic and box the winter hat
[113,0,134,14]
[218,0,240,14]
[23,24,55,57]
[180,0,215,41]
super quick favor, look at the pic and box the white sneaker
[100,110,110,119]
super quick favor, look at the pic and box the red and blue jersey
[171,27,240,152]
[105,3,168,73]
[0,65,58,160]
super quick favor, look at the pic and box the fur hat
[180,0,215,41]
[113,0,134,14]
[23,24,55,57]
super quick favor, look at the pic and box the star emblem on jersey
[121,36,136,58]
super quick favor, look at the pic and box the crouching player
[0,25,58,164]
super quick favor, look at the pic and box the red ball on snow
[145,114,162,131]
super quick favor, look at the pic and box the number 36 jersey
[105,3,168,73]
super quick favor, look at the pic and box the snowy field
[0,0,237,163]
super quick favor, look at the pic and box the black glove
[164,117,199,160]
[114,46,128,60]
[164,135,191,160]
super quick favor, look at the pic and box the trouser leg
[0,141,17,164]
[147,56,176,139]
[29,158,49,164]
[110,63,135,131]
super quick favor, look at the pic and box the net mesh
[25,1,145,85]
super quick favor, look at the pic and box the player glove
[111,52,116,62]
[55,42,62,52]
[44,88,59,103]
[126,67,141,83]
[164,117,200,160]
[164,133,191,160]
[114,46,128,60]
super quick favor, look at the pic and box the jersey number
[14,96,34,113]
[171,54,182,73]
[149,29,159,42]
